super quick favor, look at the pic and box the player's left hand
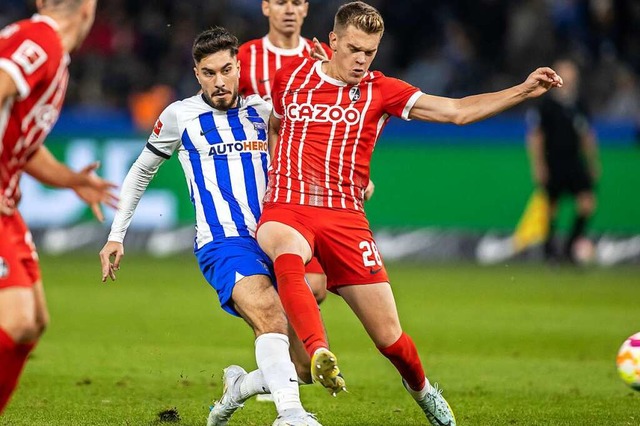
[364,179,375,201]
[72,161,119,222]
[311,37,329,61]
[522,67,563,98]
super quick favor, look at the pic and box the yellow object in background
[513,189,549,251]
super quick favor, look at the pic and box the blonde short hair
[334,1,384,36]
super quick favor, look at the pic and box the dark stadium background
[2,0,639,264]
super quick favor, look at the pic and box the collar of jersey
[31,14,60,31]
[262,35,306,56]
[314,61,348,87]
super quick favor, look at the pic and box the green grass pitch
[2,255,639,425]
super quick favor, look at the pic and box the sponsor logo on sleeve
[11,39,47,75]
[152,119,163,138]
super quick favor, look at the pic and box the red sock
[274,253,328,357]
[0,327,35,414]
[0,328,17,414]
[378,332,426,391]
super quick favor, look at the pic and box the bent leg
[232,275,303,414]
[338,283,456,425]
[257,221,328,357]
[338,283,426,390]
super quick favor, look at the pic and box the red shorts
[0,212,41,288]
[305,257,324,275]
[259,203,388,292]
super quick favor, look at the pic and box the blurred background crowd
[2,0,640,131]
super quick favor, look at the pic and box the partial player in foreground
[99,27,320,426]
[255,2,563,425]
[0,0,117,415]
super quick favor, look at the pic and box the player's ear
[329,31,338,52]
[194,67,201,85]
[261,0,270,18]
[302,1,309,18]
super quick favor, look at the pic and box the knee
[252,309,289,336]
[371,324,403,348]
[307,274,327,304]
[2,314,45,343]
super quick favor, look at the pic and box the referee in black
[526,58,600,263]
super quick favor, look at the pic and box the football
[616,332,640,391]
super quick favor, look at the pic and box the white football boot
[207,365,247,426]
[272,410,322,426]
[403,379,456,426]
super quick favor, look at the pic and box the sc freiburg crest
[349,86,361,102]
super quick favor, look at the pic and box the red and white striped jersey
[265,58,422,211]
[238,36,331,102]
[0,15,69,204]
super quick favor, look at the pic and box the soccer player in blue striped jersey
[99,27,320,426]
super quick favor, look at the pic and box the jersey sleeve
[0,23,59,100]
[378,74,422,121]
[145,101,182,159]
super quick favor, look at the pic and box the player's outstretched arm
[98,148,168,282]
[99,241,124,282]
[24,146,118,222]
[409,67,563,125]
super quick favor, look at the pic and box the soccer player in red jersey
[238,0,332,103]
[256,2,563,424]
[0,0,116,414]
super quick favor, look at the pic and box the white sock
[238,369,269,402]
[255,333,304,414]
[405,377,433,400]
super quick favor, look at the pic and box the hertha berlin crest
[349,86,361,102]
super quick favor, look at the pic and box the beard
[203,89,239,111]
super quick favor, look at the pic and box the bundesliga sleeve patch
[11,39,47,75]
[152,119,163,138]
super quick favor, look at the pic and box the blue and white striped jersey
[109,93,271,250]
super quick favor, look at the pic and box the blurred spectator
[2,0,638,122]
[128,84,176,133]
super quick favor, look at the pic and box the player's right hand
[73,161,119,223]
[99,241,124,282]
